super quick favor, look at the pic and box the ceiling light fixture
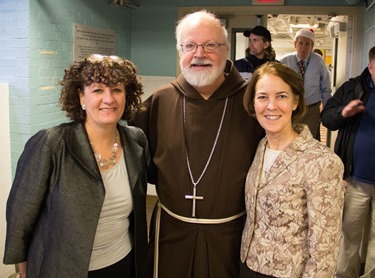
[290,23,318,29]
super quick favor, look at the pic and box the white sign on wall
[73,23,116,61]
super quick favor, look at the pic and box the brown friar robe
[133,61,264,278]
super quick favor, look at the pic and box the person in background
[241,62,345,277]
[234,25,277,82]
[3,54,150,278]
[132,10,264,278]
[312,47,325,140]
[313,48,324,57]
[280,29,331,140]
[321,46,375,278]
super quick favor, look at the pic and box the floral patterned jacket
[240,125,345,278]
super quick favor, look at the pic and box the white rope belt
[160,202,245,224]
[153,201,245,278]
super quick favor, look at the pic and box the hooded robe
[134,61,264,278]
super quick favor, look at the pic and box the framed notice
[73,24,116,61]
[252,0,284,5]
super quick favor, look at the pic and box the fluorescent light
[290,23,318,28]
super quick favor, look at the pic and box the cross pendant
[185,186,204,217]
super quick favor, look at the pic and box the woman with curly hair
[3,54,150,278]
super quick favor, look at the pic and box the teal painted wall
[0,0,132,170]
[131,4,177,76]
[0,0,31,171]
[29,0,132,133]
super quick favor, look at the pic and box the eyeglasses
[86,54,124,63]
[180,42,226,53]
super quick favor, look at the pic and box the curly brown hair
[58,54,144,122]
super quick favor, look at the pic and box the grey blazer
[3,122,150,278]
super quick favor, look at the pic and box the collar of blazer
[68,122,145,190]
[255,127,309,190]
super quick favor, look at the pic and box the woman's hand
[17,261,27,278]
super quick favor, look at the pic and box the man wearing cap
[234,25,276,81]
[280,28,331,140]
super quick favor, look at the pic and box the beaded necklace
[91,131,119,169]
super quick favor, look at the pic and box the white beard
[181,58,226,87]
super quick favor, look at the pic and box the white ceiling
[268,14,333,40]
[267,14,347,52]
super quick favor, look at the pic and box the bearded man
[234,25,276,82]
[133,10,264,278]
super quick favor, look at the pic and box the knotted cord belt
[153,201,246,278]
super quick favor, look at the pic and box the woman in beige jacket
[240,62,345,278]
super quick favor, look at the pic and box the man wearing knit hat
[280,28,331,140]
[234,25,277,81]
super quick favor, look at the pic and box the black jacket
[234,55,270,74]
[321,68,372,178]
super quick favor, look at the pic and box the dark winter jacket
[321,68,372,178]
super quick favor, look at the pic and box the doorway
[230,13,351,146]
[231,14,340,64]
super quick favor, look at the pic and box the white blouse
[89,153,133,271]
[262,147,281,179]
